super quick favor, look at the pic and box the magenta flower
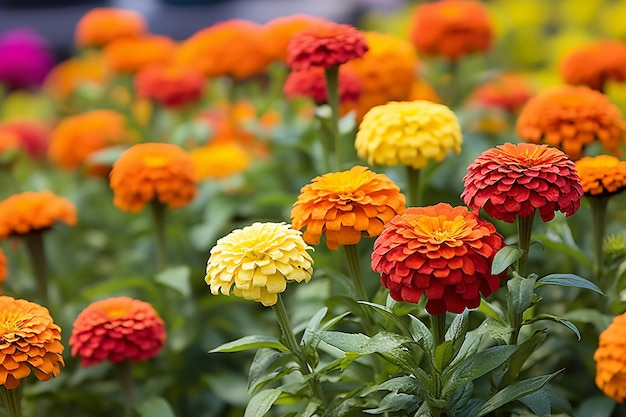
[0,28,55,91]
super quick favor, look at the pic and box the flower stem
[23,230,48,306]
[273,294,327,407]
[406,166,422,207]
[150,199,168,271]
[590,196,609,290]
[343,244,368,301]
[324,65,342,171]
[0,386,22,417]
[115,359,135,417]
[430,313,446,347]
[509,212,535,345]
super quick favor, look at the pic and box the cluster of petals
[461,143,583,223]
[69,296,166,367]
[43,52,109,104]
[560,40,626,91]
[205,222,314,306]
[0,28,55,91]
[287,21,369,71]
[595,311,626,402]
[74,7,147,48]
[516,85,626,160]
[469,73,535,114]
[135,64,205,108]
[0,191,77,239]
[0,120,50,159]
[190,142,251,181]
[372,203,506,314]
[176,20,270,79]
[409,0,493,60]
[48,109,127,170]
[104,35,176,74]
[0,296,64,389]
[109,142,198,212]
[261,14,331,62]
[355,100,462,169]
[291,165,406,250]
[575,155,626,196]
[283,65,362,106]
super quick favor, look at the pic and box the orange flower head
[595,311,626,402]
[575,155,626,196]
[291,165,406,250]
[176,20,271,79]
[104,35,176,74]
[49,109,127,170]
[262,14,331,62]
[287,21,369,71]
[43,52,109,103]
[408,78,441,103]
[0,120,50,159]
[190,142,251,180]
[69,297,166,367]
[0,296,64,389]
[0,191,77,239]
[516,85,626,160]
[560,41,626,91]
[75,7,147,48]
[372,203,506,314]
[135,64,205,108]
[345,31,419,120]
[284,65,362,106]
[109,142,198,212]
[461,143,583,223]
[0,130,20,155]
[469,73,535,114]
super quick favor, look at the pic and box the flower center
[105,308,128,318]
[441,4,461,18]
[0,311,24,334]
[142,155,169,168]
[414,215,469,243]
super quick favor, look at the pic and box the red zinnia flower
[284,66,362,106]
[287,22,369,71]
[372,203,506,314]
[461,143,583,223]
[69,296,166,367]
[261,14,331,62]
[135,64,205,108]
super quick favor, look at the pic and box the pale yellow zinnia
[355,100,462,169]
[205,222,314,306]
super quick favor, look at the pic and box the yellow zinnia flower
[205,222,314,306]
[355,100,462,169]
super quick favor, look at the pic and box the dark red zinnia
[283,65,362,105]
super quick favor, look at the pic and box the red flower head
[469,73,535,114]
[135,64,205,108]
[372,203,506,314]
[262,14,331,62]
[287,22,369,71]
[461,143,583,223]
[560,40,626,91]
[69,296,166,367]
[284,65,362,106]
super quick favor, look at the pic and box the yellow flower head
[355,100,462,169]
[205,222,314,306]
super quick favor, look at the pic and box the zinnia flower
[69,297,166,367]
[291,166,406,250]
[0,120,50,159]
[74,7,147,48]
[0,191,77,239]
[0,28,55,91]
[575,155,626,196]
[104,35,176,74]
[0,296,64,389]
[409,0,493,60]
[176,20,270,79]
[190,142,251,181]
[261,14,331,62]
[109,142,197,212]
[355,100,462,169]
[283,66,362,106]
[469,73,535,114]
[560,40,626,91]
[205,222,314,306]
[516,85,626,160]
[371,203,506,314]
[461,142,583,223]
[0,130,20,156]
[43,52,109,104]
[48,109,127,170]
[135,64,205,108]
[595,311,626,402]
[287,22,369,71]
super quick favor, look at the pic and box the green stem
[273,294,327,407]
[590,196,609,289]
[406,166,422,207]
[23,230,48,306]
[150,200,168,271]
[509,212,535,345]
[115,359,135,417]
[343,244,368,301]
[445,59,460,107]
[0,385,22,417]
[324,65,341,171]
[430,313,446,348]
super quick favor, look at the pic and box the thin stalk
[273,294,327,407]
[406,166,422,207]
[343,244,368,302]
[0,386,22,417]
[115,359,135,417]
[150,200,168,271]
[590,196,609,289]
[430,313,446,348]
[445,58,460,107]
[324,65,342,170]
[509,212,535,345]
[23,230,48,305]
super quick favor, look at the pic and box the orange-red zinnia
[261,14,331,62]
[595,311,626,402]
[560,40,626,91]
[135,64,205,108]
[284,66,362,106]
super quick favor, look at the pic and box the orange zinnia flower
[0,191,77,239]
[0,296,64,389]
[48,109,127,170]
[291,165,406,250]
[75,7,147,48]
[135,64,205,108]
[284,65,362,106]
[409,0,493,60]
[104,35,176,74]
[560,40,626,91]
[461,143,583,223]
[595,311,626,402]
[261,14,331,62]
[176,20,271,79]
[372,203,506,314]
[287,21,369,71]
[190,142,251,181]
[469,73,535,114]
[43,52,108,104]
[516,85,626,160]
[575,155,626,196]
[69,297,166,367]
[109,142,197,212]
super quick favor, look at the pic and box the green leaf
[578,395,616,417]
[445,309,469,342]
[492,246,522,275]
[477,299,505,320]
[136,397,176,417]
[302,307,328,346]
[449,329,482,369]
[408,315,434,363]
[434,340,455,372]
[536,273,604,295]
[154,265,191,297]
[210,335,289,353]
[476,318,512,343]
[248,348,289,392]
[507,274,536,314]
[359,301,410,335]
[299,400,322,417]
[502,330,547,386]
[523,314,581,340]
[448,382,474,417]
[86,145,127,166]
[316,331,370,353]
[244,388,283,417]
[562,308,613,334]
[471,370,564,417]
[362,375,421,396]
[518,389,551,417]
[364,392,420,414]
